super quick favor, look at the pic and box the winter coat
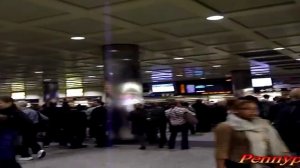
[0,105,31,160]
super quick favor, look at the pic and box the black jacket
[0,105,32,132]
[274,100,300,153]
[0,105,32,160]
[90,106,107,127]
[128,109,147,135]
[146,106,167,125]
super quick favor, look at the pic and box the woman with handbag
[214,99,289,168]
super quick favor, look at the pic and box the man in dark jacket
[146,103,167,148]
[192,100,211,132]
[41,102,60,147]
[0,96,31,168]
[260,94,274,119]
[129,104,148,150]
[274,88,300,154]
[90,102,108,147]
[267,97,289,122]
[210,102,227,127]
[66,105,87,149]
[17,101,46,160]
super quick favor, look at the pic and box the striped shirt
[165,107,194,126]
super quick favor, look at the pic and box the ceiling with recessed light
[0,0,300,93]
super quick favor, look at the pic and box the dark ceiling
[0,0,300,93]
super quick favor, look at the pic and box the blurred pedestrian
[90,101,108,148]
[129,104,148,150]
[274,88,300,155]
[181,102,196,135]
[165,101,194,150]
[146,103,167,148]
[67,105,87,149]
[214,99,288,168]
[41,102,60,147]
[0,97,31,168]
[17,101,46,160]
[192,99,211,132]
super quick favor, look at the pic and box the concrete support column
[231,70,253,97]
[103,44,143,140]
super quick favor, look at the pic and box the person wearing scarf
[214,99,289,168]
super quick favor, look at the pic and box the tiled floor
[21,133,215,168]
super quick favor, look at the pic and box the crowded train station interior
[1,0,300,168]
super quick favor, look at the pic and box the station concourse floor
[21,133,215,168]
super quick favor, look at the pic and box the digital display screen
[252,78,272,87]
[186,85,195,93]
[178,80,232,95]
[66,88,83,97]
[11,92,25,100]
[195,85,205,93]
[195,85,205,89]
[152,84,175,93]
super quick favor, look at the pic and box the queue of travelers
[1,88,300,168]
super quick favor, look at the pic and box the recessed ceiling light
[96,65,104,68]
[43,79,51,82]
[206,15,224,21]
[212,65,222,68]
[176,74,183,77]
[34,71,43,74]
[174,57,184,60]
[273,47,284,50]
[201,78,206,79]
[145,71,152,73]
[111,49,118,53]
[88,76,96,78]
[122,58,131,61]
[296,58,300,61]
[70,36,85,40]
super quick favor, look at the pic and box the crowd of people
[214,88,300,168]
[0,95,225,168]
[1,88,300,168]
[35,99,227,151]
